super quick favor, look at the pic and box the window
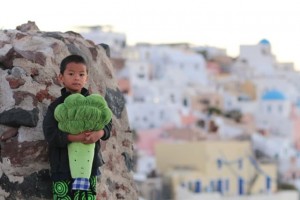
[200,99,209,105]
[121,41,126,48]
[210,180,216,191]
[267,105,272,113]
[145,51,150,60]
[227,101,232,108]
[278,105,282,113]
[137,74,145,79]
[261,48,269,56]
[160,111,164,119]
[217,179,223,194]
[238,159,243,170]
[225,179,230,192]
[143,116,148,121]
[188,181,194,191]
[183,98,188,107]
[134,97,144,102]
[114,39,119,46]
[241,59,248,64]
[217,159,222,169]
[180,63,184,69]
[170,94,175,103]
[195,180,201,193]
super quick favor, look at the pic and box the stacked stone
[0,21,137,200]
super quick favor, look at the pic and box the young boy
[43,55,112,199]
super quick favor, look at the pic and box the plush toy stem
[68,142,95,178]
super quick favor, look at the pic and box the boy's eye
[68,73,74,76]
[80,74,85,77]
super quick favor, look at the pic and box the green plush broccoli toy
[54,93,112,180]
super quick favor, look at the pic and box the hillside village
[80,26,300,200]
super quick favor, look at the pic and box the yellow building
[155,141,277,198]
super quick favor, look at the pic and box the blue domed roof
[262,90,285,100]
[259,39,270,45]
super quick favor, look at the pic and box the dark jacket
[43,88,112,181]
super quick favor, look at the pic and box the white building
[222,90,257,114]
[176,186,298,200]
[255,77,299,104]
[122,44,209,129]
[126,101,181,130]
[255,89,293,137]
[238,39,276,76]
[132,44,208,86]
[79,25,126,58]
[252,133,295,162]
[193,45,227,60]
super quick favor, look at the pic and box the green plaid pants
[52,176,97,200]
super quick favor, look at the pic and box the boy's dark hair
[60,55,88,74]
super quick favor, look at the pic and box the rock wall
[0,21,138,200]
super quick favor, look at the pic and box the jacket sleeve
[43,103,69,147]
[101,119,112,141]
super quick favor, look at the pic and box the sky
[1,0,300,69]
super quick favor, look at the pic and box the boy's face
[59,62,88,93]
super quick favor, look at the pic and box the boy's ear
[58,74,64,86]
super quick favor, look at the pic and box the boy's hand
[67,132,86,142]
[83,130,104,144]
